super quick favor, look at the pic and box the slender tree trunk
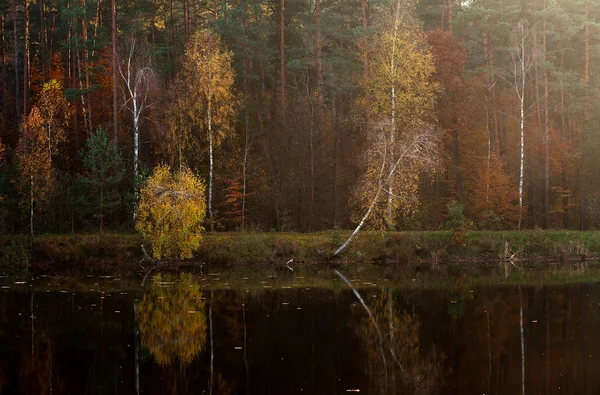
[279,0,286,109]
[315,0,323,110]
[518,21,526,230]
[183,0,188,42]
[112,0,118,149]
[447,0,452,33]
[75,41,90,137]
[39,0,46,82]
[582,0,589,230]
[100,181,104,233]
[12,0,20,123]
[242,54,250,231]
[1,14,6,118]
[208,66,214,231]
[386,2,400,230]
[584,0,589,86]
[81,0,93,133]
[133,98,139,206]
[543,4,550,229]
[24,0,29,115]
[30,175,34,240]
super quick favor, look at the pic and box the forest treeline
[0,0,599,234]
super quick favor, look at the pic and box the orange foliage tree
[16,80,72,238]
[468,154,520,229]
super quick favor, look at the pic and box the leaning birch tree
[335,0,439,255]
[171,28,236,231]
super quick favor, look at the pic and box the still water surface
[0,263,598,394]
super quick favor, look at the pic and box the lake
[0,262,598,394]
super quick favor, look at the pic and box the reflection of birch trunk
[134,302,140,395]
[333,268,389,381]
[519,285,525,395]
[243,294,250,394]
[31,289,35,357]
[209,290,214,395]
[486,310,491,395]
[545,287,549,395]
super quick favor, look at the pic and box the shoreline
[1,230,599,270]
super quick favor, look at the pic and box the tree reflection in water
[137,273,207,367]
[335,269,442,394]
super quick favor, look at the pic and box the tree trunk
[75,42,90,137]
[81,0,93,134]
[100,181,104,233]
[39,0,46,82]
[532,0,548,228]
[315,0,323,110]
[1,14,6,118]
[133,96,139,207]
[242,54,250,231]
[24,0,29,116]
[208,66,214,232]
[584,0,589,85]
[386,2,400,230]
[12,0,20,123]
[543,3,550,229]
[518,21,525,230]
[112,0,118,149]
[30,175,34,240]
[279,0,286,109]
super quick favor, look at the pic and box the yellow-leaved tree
[335,0,439,255]
[16,80,72,239]
[166,28,237,231]
[137,273,207,366]
[136,165,206,260]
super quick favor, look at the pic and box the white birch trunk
[386,1,400,230]
[208,66,214,232]
[518,21,525,230]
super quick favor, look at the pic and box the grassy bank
[1,230,599,269]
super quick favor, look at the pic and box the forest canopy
[0,0,599,233]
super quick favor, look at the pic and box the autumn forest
[0,0,599,234]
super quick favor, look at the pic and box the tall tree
[119,38,157,207]
[170,28,236,231]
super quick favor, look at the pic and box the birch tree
[119,38,157,207]
[16,81,72,239]
[169,28,236,231]
[506,18,537,230]
[335,0,439,255]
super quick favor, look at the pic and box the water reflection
[1,266,600,393]
[137,273,207,367]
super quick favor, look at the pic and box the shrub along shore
[1,230,600,270]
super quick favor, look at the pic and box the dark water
[0,264,599,394]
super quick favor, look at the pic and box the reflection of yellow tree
[137,273,207,366]
[357,289,442,395]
